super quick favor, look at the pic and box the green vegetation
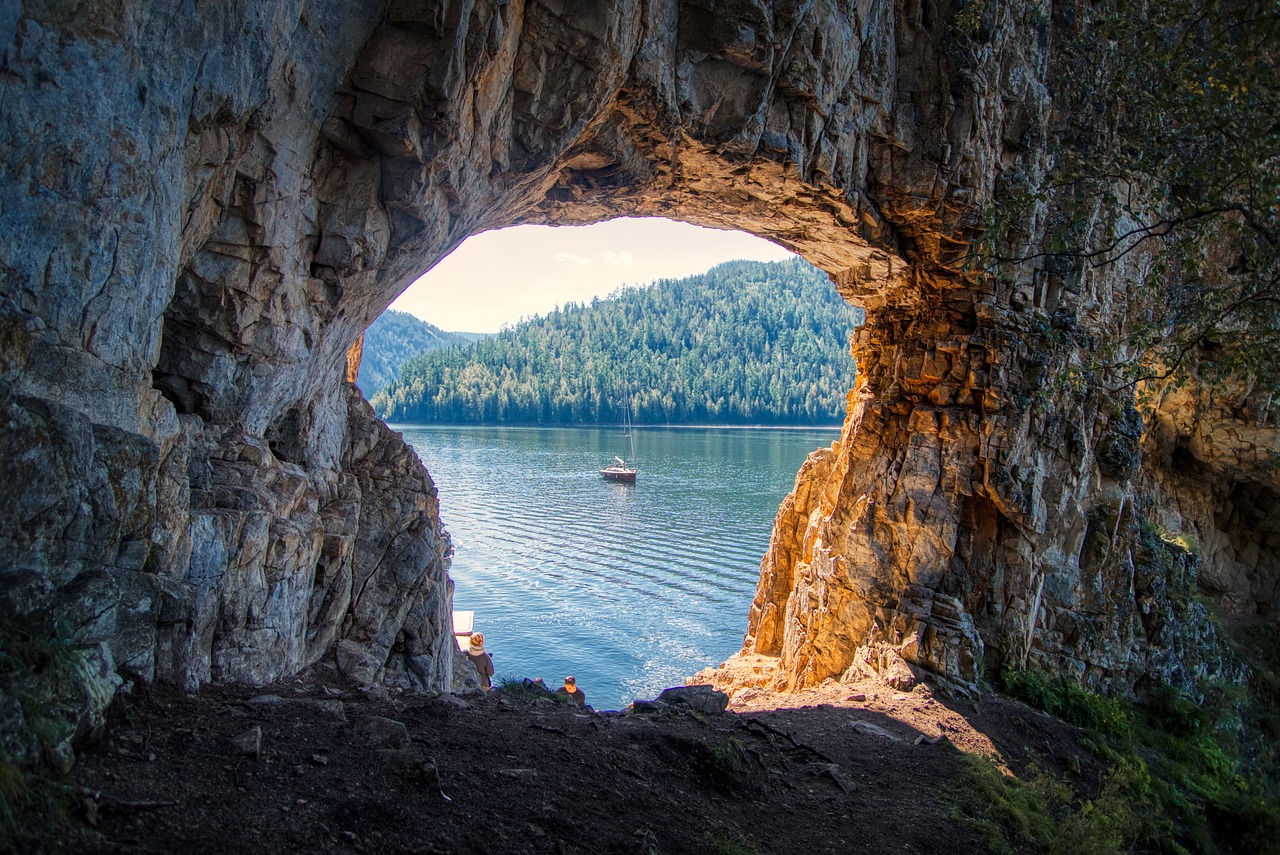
[952,755,1147,855]
[998,668,1133,741]
[952,661,1280,854]
[698,734,748,780]
[0,613,81,849]
[0,755,76,854]
[971,0,1280,396]
[705,828,771,855]
[372,259,859,425]
[668,733,750,793]
[355,309,475,397]
[0,612,80,762]
[492,676,589,706]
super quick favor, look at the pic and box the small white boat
[601,402,638,483]
[452,610,475,651]
[600,456,638,483]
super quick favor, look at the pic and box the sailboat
[600,402,638,483]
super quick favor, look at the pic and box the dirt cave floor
[25,666,1104,854]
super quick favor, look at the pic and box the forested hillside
[372,259,859,425]
[355,309,473,396]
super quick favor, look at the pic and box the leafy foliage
[355,309,476,397]
[979,663,1280,854]
[974,0,1280,395]
[0,613,80,848]
[372,259,860,425]
[950,755,1148,855]
[704,828,771,855]
[998,667,1133,741]
[0,611,80,759]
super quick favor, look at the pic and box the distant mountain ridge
[372,258,860,425]
[355,310,474,396]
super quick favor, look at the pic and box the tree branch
[1106,290,1280,392]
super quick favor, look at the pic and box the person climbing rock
[556,675,585,705]
[467,632,493,691]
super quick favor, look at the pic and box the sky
[388,217,796,333]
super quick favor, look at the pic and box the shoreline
[388,422,844,432]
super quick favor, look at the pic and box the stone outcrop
[703,6,1278,702]
[1,0,1276,763]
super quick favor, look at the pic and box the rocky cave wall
[721,3,1280,700]
[1,0,1277,760]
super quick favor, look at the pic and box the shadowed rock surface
[40,671,1093,855]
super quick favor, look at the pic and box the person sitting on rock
[556,675,585,705]
[467,632,493,691]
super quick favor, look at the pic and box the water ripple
[398,424,839,710]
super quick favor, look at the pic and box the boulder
[654,685,730,715]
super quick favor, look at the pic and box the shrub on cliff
[972,659,1280,854]
[0,613,83,846]
[972,0,1280,398]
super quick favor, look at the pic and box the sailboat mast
[599,391,639,483]
[621,386,634,463]
[627,403,635,462]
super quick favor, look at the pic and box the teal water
[396,425,840,710]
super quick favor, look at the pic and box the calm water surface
[397,425,840,710]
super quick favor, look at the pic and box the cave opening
[20,14,1280,841]
[143,81,914,698]
[83,0,983,706]
[353,216,870,709]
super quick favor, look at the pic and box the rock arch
[1,0,1274,756]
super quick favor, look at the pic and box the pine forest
[355,309,477,396]
[371,259,860,426]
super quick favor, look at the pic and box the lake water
[397,425,840,710]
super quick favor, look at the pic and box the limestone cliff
[1,0,1275,764]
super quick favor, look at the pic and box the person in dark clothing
[467,632,493,691]
[556,675,585,705]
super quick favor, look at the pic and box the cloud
[553,252,592,266]
[596,250,634,267]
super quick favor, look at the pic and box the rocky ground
[15,664,1103,855]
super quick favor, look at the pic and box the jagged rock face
[0,0,1276,755]
[1143,384,1280,617]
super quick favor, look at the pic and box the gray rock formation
[1,0,1275,763]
